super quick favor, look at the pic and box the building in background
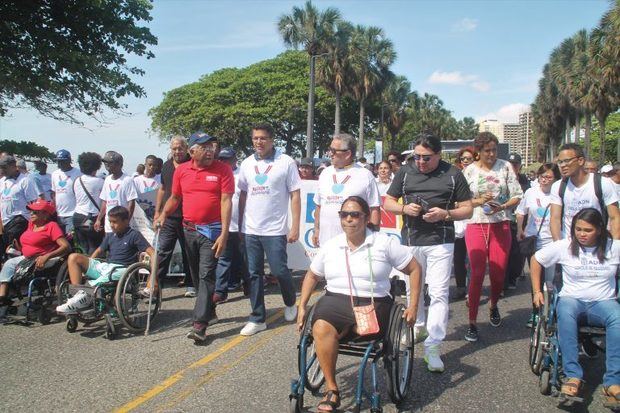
[478,119,504,142]
[503,123,520,155]
[518,111,535,167]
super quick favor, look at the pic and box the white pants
[411,243,454,348]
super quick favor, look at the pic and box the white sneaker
[56,290,92,314]
[413,326,428,344]
[424,345,445,373]
[184,287,197,298]
[240,321,267,336]
[284,305,297,322]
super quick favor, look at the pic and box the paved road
[0,272,610,413]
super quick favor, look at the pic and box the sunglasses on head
[338,211,365,219]
[412,154,433,162]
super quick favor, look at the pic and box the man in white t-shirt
[95,151,138,234]
[550,143,619,241]
[237,123,301,336]
[133,155,161,220]
[34,161,53,201]
[51,149,81,234]
[313,133,380,247]
[601,163,620,198]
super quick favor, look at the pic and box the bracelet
[401,205,405,214]
[533,291,542,294]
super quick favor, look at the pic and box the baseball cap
[16,158,27,169]
[600,164,614,174]
[188,132,217,147]
[102,151,123,164]
[508,153,522,164]
[27,199,56,215]
[55,149,71,161]
[299,157,313,167]
[218,147,236,159]
[0,154,16,167]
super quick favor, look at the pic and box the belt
[183,221,198,231]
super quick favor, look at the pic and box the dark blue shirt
[100,228,150,265]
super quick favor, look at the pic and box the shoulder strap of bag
[79,176,100,212]
[559,177,569,223]
[536,204,551,237]
[344,245,375,308]
[593,173,608,227]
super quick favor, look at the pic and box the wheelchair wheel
[115,262,161,333]
[385,303,414,405]
[66,316,78,333]
[298,304,325,393]
[288,394,303,413]
[539,369,551,395]
[55,261,70,304]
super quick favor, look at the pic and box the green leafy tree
[0,140,54,161]
[458,117,479,140]
[381,75,411,151]
[0,0,157,124]
[585,112,620,164]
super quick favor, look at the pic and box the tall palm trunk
[565,118,571,144]
[584,113,592,158]
[597,112,606,164]
[574,113,580,144]
[334,90,341,135]
[357,98,365,158]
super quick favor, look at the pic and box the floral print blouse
[462,159,523,224]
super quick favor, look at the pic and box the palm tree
[278,1,341,156]
[382,75,411,151]
[348,25,396,158]
[316,20,353,135]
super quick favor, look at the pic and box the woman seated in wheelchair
[297,196,422,412]
[531,208,620,406]
[0,199,70,317]
[56,206,154,315]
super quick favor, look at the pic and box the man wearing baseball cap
[0,154,41,261]
[95,151,138,234]
[601,163,620,198]
[298,157,316,180]
[51,149,81,234]
[155,132,234,343]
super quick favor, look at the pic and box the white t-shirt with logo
[535,238,620,302]
[375,178,392,197]
[100,173,138,233]
[310,230,413,297]
[133,174,161,220]
[516,186,553,246]
[550,173,618,238]
[51,167,82,217]
[74,175,104,216]
[230,167,241,233]
[314,164,380,246]
[34,173,53,201]
[238,151,301,236]
[0,173,40,224]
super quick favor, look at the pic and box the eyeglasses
[538,175,555,181]
[328,147,350,154]
[557,156,578,166]
[412,153,434,162]
[460,156,473,162]
[338,211,365,219]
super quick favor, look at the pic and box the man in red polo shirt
[155,132,234,343]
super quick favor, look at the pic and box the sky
[0,0,610,171]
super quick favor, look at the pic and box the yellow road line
[113,291,320,413]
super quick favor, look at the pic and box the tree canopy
[0,0,157,124]
[0,140,54,161]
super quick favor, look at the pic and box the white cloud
[427,70,490,92]
[452,18,478,32]
[476,103,531,124]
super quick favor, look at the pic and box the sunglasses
[412,154,433,162]
[328,147,350,154]
[460,156,473,162]
[338,211,365,219]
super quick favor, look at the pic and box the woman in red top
[0,199,70,307]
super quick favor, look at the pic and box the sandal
[560,378,583,400]
[317,389,340,412]
[603,385,620,409]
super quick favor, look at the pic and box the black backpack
[559,173,608,227]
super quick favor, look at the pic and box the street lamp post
[306,52,330,158]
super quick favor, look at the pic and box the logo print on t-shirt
[58,177,67,188]
[109,183,120,199]
[142,179,157,192]
[332,174,351,194]
[2,182,12,196]
[254,165,272,185]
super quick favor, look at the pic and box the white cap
[600,164,613,174]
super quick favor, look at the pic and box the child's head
[108,206,130,233]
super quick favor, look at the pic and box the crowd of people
[0,128,619,411]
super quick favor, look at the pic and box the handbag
[345,246,380,336]
[12,257,38,285]
[518,204,550,256]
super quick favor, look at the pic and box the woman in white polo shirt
[531,208,620,405]
[297,196,422,412]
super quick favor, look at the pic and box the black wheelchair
[56,259,161,340]
[289,283,414,413]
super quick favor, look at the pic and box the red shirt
[171,159,234,225]
[20,221,64,258]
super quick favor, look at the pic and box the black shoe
[465,324,478,342]
[187,327,207,343]
[453,287,467,300]
[490,307,501,327]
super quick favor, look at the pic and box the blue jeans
[57,216,74,234]
[245,234,296,323]
[557,296,620,386]
[214,232,248,297]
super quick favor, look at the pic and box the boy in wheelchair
[0,199,70,320]
[56,206,154,315]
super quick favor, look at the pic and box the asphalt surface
[0,271,612,413]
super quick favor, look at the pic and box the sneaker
[284,305,297,322]
[56,290,92,314]
[413,326,428,344]
[489,307,502,327]
[187,327,207,343]
[184,287,197,298]
[240,321,267,336]
[424,345,445,373]
[212,293,227,305]
[465,324,478,342]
